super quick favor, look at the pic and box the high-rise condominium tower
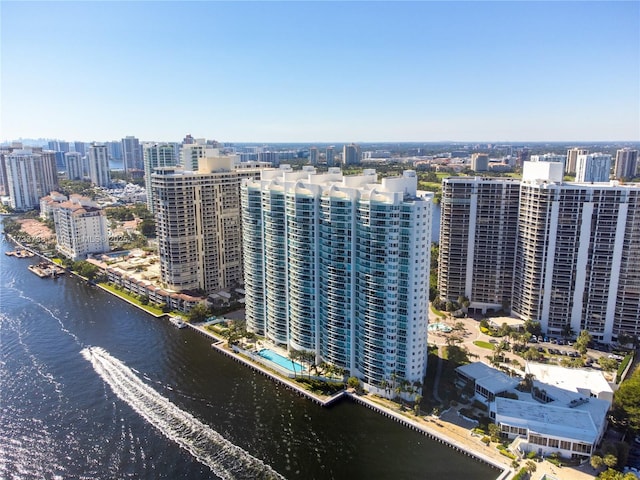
[438,176,520,313]
[325,146,336,167]
[438,161,640,343]
[88,144,111,187]
[241,167,432,395]
[614,148,639,180]
[566,148,589,175]
[144,143,177,213]
[5,148,58,210]
[575,153,611,183]
[122,136,143,171]
[64,152,83,181]
[152,154,265,293]
[342,143,361,166]
[471,153,489,172]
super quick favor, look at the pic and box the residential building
[64,152,84,180]
[144,143,178,213]
[122,136,142,171]
[309,147,318,165]
[73,141,87,156]
[0,149,9,196]
[53,195,110,261]
[5,148,58,210]
[326,146,336,167]
[614,148,639,180]
[566,148,589,175]
[471,153,489,172]
[241,167,432,395]
[512,166,640,343]
[180,140,210,171]
[438,161,640,343]
[575,153,611,183]
[88,143,111,187]
[342,143,361,165]
[40,191,68,219]
[529,153,566,173]
[438,177,520,314]
[152,154,265,293]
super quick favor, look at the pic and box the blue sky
[2,1,639,143]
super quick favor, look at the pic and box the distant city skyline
[2,1,639,143]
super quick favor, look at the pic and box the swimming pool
[257,349,305,373]
[428,322,452,333]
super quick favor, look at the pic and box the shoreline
[1,230,509,479]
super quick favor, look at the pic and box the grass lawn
[430,305,446,317]
[473,340,495,350]
[99,282,166,316]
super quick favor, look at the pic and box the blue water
[258,349,304,373]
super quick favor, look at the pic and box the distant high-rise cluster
[439,161,640,343]
[241,167,432,394]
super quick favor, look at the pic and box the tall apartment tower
[438,177,520,313]
[614,148,639,180]
[180,140,209,171]
[241,167,432,395]
[5,149,58,210]
[575,153,612,183]
[530,153,567,174]
[309,147,318,165]
[53,195,109,261]
[512,165,640,343]
[121,136,142,171]
[144,143,178,213]
[566,148,589,175]
[88,144,111,187]
[342,144,361,166]
[471,153,489,172]
[152,155,265,293]
[64,152,83,180]
[325,146,336,167]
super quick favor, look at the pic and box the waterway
[0,224,494,480]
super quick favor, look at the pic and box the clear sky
[2,1,639,143]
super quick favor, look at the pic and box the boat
[169,317,187,329]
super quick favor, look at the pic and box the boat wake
[81,346,285,480]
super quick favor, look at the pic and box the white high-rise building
[438,162,640,344]
[152,154,265,293]
[5,148,58,210]
[88,144,111,187]
[566,148,589,175]
[144,143,178,213]
[512,172,640,343]
[64,152,83,180]
[180,140,211,171]
[575,153,611,183]
[53,195,110,261]
[614,148,639,180]
[529,153,567,174]
[241,167,432,395]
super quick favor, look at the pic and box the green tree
[347,376,360,390]
[612,368,640,433]
[590,454,603,471]
[488,423,500,442]
[187,303,210,323]
[598,357,619,372]
[72,260,99,280]
[524,460,537,475]
[575,330,592,355]
[138,218,156,237]
[603,453,618,468]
